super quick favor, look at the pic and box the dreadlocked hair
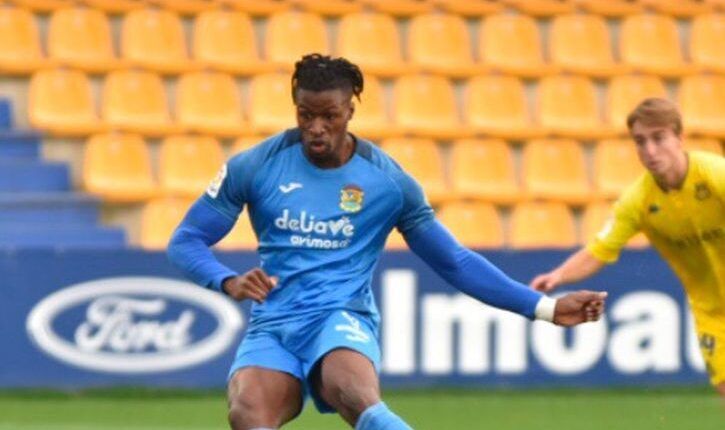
[291,53,364,102]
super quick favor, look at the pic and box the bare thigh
[227,367,303,430]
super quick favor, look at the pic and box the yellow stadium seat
[159,135,224,197]
[392,74,472,140]
[248,72,296,134]
[606,75,668,133]
[216,0,289,16]
[231,136,266,155]
[289,0,362,16]
[381,138,448,204]
[450,139,521,204]
[501,0,574,17]
[479,14,558,78]
[140,197,194,250]
[360,0,433,17]
[408,13,486,78]
[549,14,630,78]
[29,69,103,136]
[690,13,725,73]
[385,228,407,250]
[438,202,504,248]
[581,201,649,248]
[176,71,248,137]
[522,139,591,204]
[265,10,328,70]
[47,7,123,73]
[80,0,145,14]
[637,0,713,18]
[569,0,643,17]
[593,139,644,199]
[151,0,215,16]
[10,0,70,12]
[83,133,156,202]
[101,70,179,136]
[703,0,725,10]
[336,12,414,78]
[510,201,577,249]
[193,9,275,75]
[216,213,258,250]
[679,74,725,138]
[348,76,401,140]
[620,14,698,77]
[0,7,50,74]
[464,75,546,140]
[685,138,723,155]
[430,0,502,17]
[538,75,616,139]
[121,8,194,74]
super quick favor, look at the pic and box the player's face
[295,88,354,167]
[630,121,684,176]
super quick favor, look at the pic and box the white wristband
[534,296,557,322]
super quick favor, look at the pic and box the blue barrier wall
[0,249,708,389]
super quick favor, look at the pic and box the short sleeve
[394,171,435,235]
[586,189,642,263]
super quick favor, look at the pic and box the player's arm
[530,248,605,292]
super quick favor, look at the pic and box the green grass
[0,387,722,430]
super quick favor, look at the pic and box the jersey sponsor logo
[695,182,711,201]
[279,182,303,194]
[275,209,355,249]
[340,184,364,213]
[664,227,724,249]
[206,164,227,199]
[26,277,243,373]
[335,311,370,343]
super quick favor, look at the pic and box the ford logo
[26,277,244,373]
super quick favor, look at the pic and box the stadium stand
[247,72,297,134]
[176,71,248,137]
[593,139,644,199]
[502,0,574,17]
[521,139,591,205]
[9,0,71,13]
[449,138,521,205]
[0,6,50,74]
[380,138,448,205]
[569,0,642,17]
[437,201,504,248]
[690,13,725,73]
[158,135,224,197]
[347,75,401,140]
[140,197,193,249]
[359,0,433,17]
[289,0,362,16]
[678,74,725,138]
[430,0,502,17]
[606,75,668,134]
[218,0,290,16]
[509,201,578,249]
[81,0,145,14]
[265,10,328,70]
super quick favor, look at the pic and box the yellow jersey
[587,150,725,320]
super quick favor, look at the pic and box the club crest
[340,184,364,213]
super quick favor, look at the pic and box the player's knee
[228,391,274,429]
[325,380,380,417]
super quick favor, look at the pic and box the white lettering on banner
[531,319,608,374]
[26,277,243,374]
[381,270,416,375]
[686,311,706,371]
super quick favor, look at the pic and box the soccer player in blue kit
[168,54,607,430]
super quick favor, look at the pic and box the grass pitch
[0,387,722,430]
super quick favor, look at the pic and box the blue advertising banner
[0,249,708,389]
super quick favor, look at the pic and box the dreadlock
[291,53,364,103]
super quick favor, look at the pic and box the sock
[355,402,412,430]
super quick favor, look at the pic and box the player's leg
[227,367,303,430]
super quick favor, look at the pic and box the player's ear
[348,101,355,121]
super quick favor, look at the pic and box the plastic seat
[606,75,668,133]
[679,74,725,138]
[193,10,275,75]
[685,138,723,155]
[80,0,145,14]
[549,14,630,77]
[464,75,545,139]
[151,0,215,16]
[176,71,248,137]
[581,201,649,248]
[437,202,504,248]
[216,0,289,16]
[522,139,591,204]
[408,13,486,78]
[359,0,433,17]
[690,13,725,73]
[216,212,258,250]
[28,69,103,136]
[159,135,225,197]
[121,8,194,74]
[247,72,297,134]
[0,7,50,74]
[101,70,179,136]
[569,0,643,17]
[348,76,401,139]
[502,0,575,17]
[231,136,265,155]
[289,0,362,16]
[10,0,71,12]
[538,75,616,139]
[593,139,644,199]
[637,0,713,18]
[392,75,472,139]
[336,12,414,78]
[83,133,156,202]
[265,10,328,70]
[450,139,521,204]
[479,14,557,78]
[430,0,503,17]
[140,197,195,250]
[509,201,577,249]
[380,138,448,204]
[47,7,123,73]
[620,14,698,77]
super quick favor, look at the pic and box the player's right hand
[530,271,562,292]
[222,268,277,303]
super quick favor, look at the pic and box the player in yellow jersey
[530,98,725,395]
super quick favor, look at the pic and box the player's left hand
[553,291,607,327]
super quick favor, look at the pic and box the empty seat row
[28,69,725,139]
[2,8,724,77]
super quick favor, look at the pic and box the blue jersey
[204,129,434,325]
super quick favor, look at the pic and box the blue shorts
[228,309,380,413]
